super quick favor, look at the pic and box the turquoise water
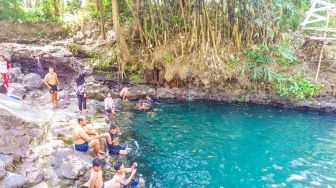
[117,100,336,188]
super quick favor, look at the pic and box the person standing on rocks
[0,55,10,89]
[43,67,60,108]
[72,116,104,159]
[75,72,87,112]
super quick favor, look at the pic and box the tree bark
[226,0,235,35]
[111,0,131,80]
[96,0,106,39]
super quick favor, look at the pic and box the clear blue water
[116,100,336,188]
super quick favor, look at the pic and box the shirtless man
[81,158,105,188]
[43,67,60,107]
[100,124,131,155]
[107,162,145,188]
[119,87,130,102]
[72,116,104,158]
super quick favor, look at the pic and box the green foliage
[227,60,239,68]
[270,43,296,65]
[125,62,145,84]
[162,54,174,64]
[241,45,273,81]
[241,43,297,81]
[0,0,61,22]
[89,53,112,70]
[35,30,46,37]
[273,72,323,100]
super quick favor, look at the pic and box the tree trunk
[96,0,106,39]
[226,0,235,35]
[111,0,131,80]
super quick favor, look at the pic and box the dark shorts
[122,178,139,188]
[49,85,58,93]
[108,144,126,155]
[105,109,112,113]
[75,142,89,152]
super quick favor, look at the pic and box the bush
[273,72,323,100]
[241,43,297,81]
[241,45,273,81]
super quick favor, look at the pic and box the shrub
[273,72,323,100]
[241,45,273,81]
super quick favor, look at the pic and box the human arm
[85,129,98,136]
[43,74,51,89]
[79,130,92,142]
[124,163,137,173]
[117,169,136,185]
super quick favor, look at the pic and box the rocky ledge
[0,94,109,188]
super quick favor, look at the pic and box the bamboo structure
[301,0,336,81]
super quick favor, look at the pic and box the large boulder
[2,173,26,188]
[0,95,50,158]
[7,83,27,99]
[23,73,43,90]
[51,148,93,181]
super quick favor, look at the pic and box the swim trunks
[108,144,126,155]
[49,85,58,93]
[121,177,139,188]
[75,142,89,152]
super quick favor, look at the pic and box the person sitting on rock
[0,55,10,89]
[119,87,130,102]
[72,116,104,159]
[106,161,145,188]
[43,67,60,108]
[104,92,116,114]
[81,158,105,188]
[100,123,131,155]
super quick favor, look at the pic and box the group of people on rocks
[73,117,144,188]
[0,55,151,187]
[43,67,148,187]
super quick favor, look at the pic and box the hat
[92,158,105,167]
